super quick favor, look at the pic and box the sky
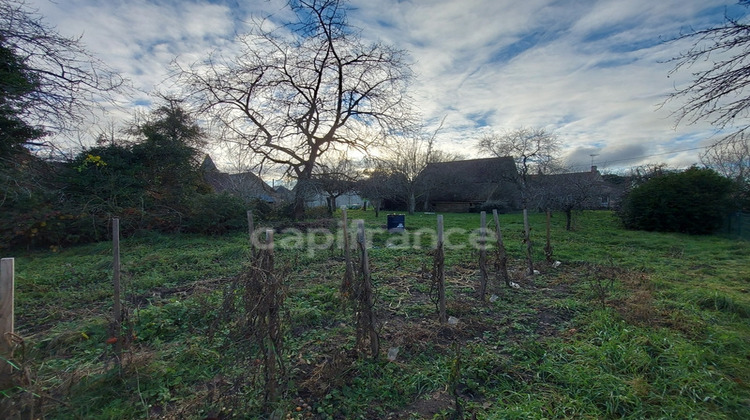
[26,0,749,173]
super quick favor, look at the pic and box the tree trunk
[294,166,315,220]
[326,195,337,215]
[408,191,416,215]
[294,189,306,220]
[565,208,572,231]
[478,211,488,300]
[523,208,533,276]
[544,209,553,262]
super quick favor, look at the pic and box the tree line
[2,0,750,249]
[0,99,265,249]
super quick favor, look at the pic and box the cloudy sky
[27,0,748,172]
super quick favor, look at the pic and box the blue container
[387,214,405,232]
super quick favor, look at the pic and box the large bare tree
[0,0,125,143]
[668,5,750,142]
[534,170,602,231]
[668,3,750,207]
[477,127,562,205]
[177,0,413,219]
[374,142,452,215]
[1,0,124,216]
[372,118,459,215]
[478,127,561,275]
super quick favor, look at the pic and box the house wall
[433,201,476,213]
[306,191,364,208]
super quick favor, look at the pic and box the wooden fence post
[544,209,553,262]
[247,210,255,259]
[112,218,123,365]
[436,215,447,323]
[492,210,511,287]
[0,257,13,382]
[263,228,279,405]
[1,258,14,355]
[479,211,488,300]
[341,209,354,299]
[356,220,378,358]
[523,209,534,276]
[265,229,274,256]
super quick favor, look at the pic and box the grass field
[1,210,749,419]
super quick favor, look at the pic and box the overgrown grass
[2,210,749,419]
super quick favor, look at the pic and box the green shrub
[305,205,331,219]
[479,199,513,214]
[185,193,247,235]
[618,167,733,234]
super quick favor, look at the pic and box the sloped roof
[530,168,603,187]
[422,157,520,203]
[201,155,277,201]
[424,157,517,183]
[200,154,219,172]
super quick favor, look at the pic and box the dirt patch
[388,390,454,419]
[534,307,575,337]
[136,276,232,305]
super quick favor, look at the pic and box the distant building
[530,166,626,210]
[274,185,294,202]
[201,155,278,203]
[422,157,522,213]
[305,189,364,209]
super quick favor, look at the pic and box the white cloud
[26,0,746,171]
[347,0,742,171]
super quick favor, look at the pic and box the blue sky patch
[490,30,554,64]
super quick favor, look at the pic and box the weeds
[1,211,749,418]
[575,262,623,309]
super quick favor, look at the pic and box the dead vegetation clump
[217,237,287,412]
[297,347,357,398]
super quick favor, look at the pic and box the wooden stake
[112,218,122,364]
[544,209,553,262]
[523,209,534,276]
[437,214,444,245]
[0,258,13,382]
[265,229,274,254]
[492,210,511,287]
[436,215,447,323]
[341,209,354,299]
[357,221,370,280]
[356,220,378,358]
[247,210,255,259]
[479,211,488,300]
[0,258,14,355]
[263,228,279,405]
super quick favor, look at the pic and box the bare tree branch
[0,0,126,138]
[477,127,562,201]
[667,14,750,137]
[177,0,414,219]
